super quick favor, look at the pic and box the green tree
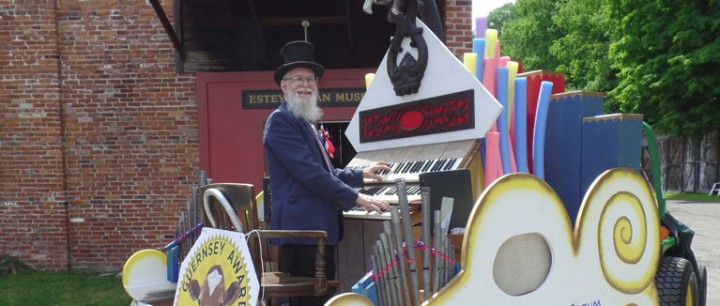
[551,0,618,96]
[608,0,720,137]
[500,0,568,72]
[487,3,516,37]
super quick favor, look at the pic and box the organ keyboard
[356,185,422,204]
[351,158,462,184]
[343,206,392,220]
[346,139,480,184]
[345,139,482,214]
[342,202,423,220]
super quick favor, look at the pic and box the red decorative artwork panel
[359,89,475,143]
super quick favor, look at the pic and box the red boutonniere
[320,124,335,158]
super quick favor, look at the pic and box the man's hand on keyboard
[355,193,390,213]
[362,161,391,181]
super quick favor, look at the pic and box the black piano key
[438,158,449,171]
[407,186,420,194]
[410,160,420,172]
[428,159,438,172]
[390,162,401,174]
[386,186,398,195]
[394,162,404,173]
[420,159,432,172]
[431,159,442,171]
[407,161,417,173]
[401,161,412,173]
[410,160,422,173]
[405,161,415,173]
[428,159,440,172]
[443,158,456,170]
[378,186,390,195]
[419,160,429,171]
[439,158,449,171]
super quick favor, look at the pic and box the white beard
[286,90,322,122]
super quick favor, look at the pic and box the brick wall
[445,0,474,56]
[0,0,69,271]
[1,0,198,271]
[0,0,470,271]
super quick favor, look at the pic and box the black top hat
[274,41,325,85]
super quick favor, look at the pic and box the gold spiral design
[598,191,653,294]
[614,215,645,263]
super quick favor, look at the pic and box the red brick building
[0,0,473,271]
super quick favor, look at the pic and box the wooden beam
[149,0,184,60]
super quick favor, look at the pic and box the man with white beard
[263,40,390,304]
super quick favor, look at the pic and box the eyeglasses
[283,75,318,85]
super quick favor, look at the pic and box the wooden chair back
[199,182,264,279]
[199,183,260,233]
[199,182,338,304]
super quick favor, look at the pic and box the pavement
[664,199,720,305]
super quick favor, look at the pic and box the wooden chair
[199,183,339,305]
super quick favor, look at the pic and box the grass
[0,268,132,306]
[665,192,720,202]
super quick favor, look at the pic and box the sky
[473,0,516,19]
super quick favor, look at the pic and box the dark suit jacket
[263,102,363,245]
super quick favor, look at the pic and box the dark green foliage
[501,0,568,73]
[608,0,720,137]
[492,0,719,137]
[552,0,619,96]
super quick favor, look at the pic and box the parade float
[330,0,707,305]
[122,0,707,305]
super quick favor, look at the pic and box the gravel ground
[664,200,720,305]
